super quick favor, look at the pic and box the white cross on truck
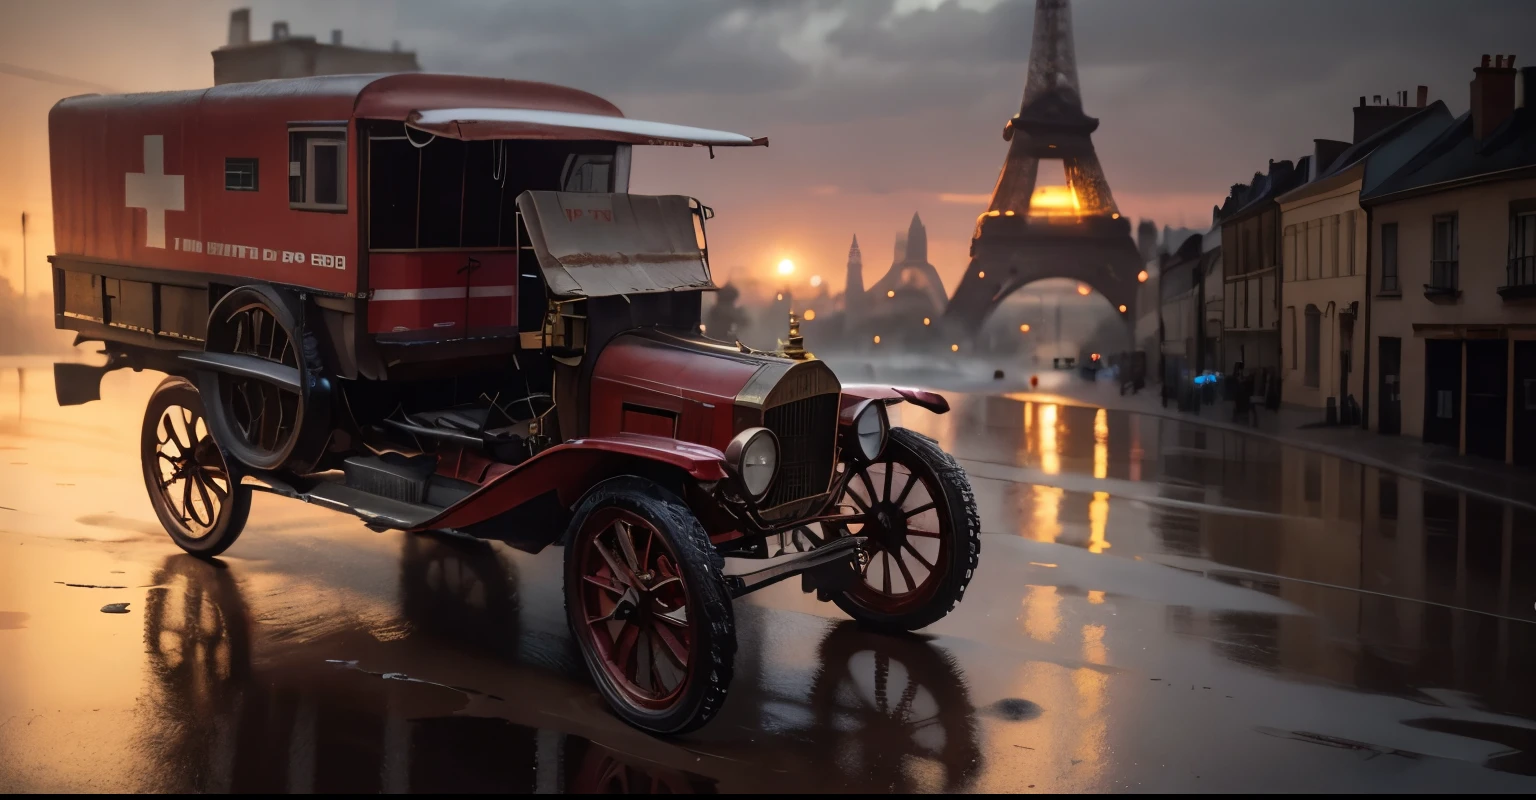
[124,134,184,249]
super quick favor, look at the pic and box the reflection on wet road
[3,367,1536,791]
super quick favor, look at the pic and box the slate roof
[1362,100,1536,204]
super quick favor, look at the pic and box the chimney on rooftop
[1472,53,1518,139]
[272,21,289,40]
[1417,85,1429,107]
[331,29,342,45]
[228,8,250,46]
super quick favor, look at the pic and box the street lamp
[19,212,28,304]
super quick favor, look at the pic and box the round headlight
[725,427,779,499]
[854,401,889,461]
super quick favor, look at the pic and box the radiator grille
[762,393,839,509]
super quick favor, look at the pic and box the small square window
[225,158,258,191]
[289,128,347,211]
[1436,389,1454,419]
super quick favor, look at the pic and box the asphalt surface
[2,365,1535,792]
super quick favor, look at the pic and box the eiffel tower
[941,0,1141,339]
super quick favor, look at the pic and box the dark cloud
[390,0,815,97]
[9,0,1536,293]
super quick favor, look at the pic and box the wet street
[3,365,1536,792]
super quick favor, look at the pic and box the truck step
[247,471,439,531]
[343,453,435,503]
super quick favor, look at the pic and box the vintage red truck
[47,72,980,734]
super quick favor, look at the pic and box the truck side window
[225,158,258,191]
[289,127,347,211]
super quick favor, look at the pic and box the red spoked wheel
[810,428,980,631]
[564,478,734,734]
[574,507,695,709]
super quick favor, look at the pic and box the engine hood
[589,329,840,447]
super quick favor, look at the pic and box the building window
[1304,304,1320,387]
[1435,389,1454,419]
[1380,223,1399,293]
[1430,213,1458,290]
[1314,219,1327,279]
[289,128,347,211]
[1328,215,1340,277]
[1346,211,1357,276]
[1509,208,1536,288]
[1286,306,1297,369]
[1284,225,1297,282]
[224,158,258,191]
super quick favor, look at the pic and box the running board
[726,536,866,598]
[247,471,440,531]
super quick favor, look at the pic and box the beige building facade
[1277,98,1453,418]
[1362,56,1536,466]
[1278,183,1367,414]
[1366,174,1536,462]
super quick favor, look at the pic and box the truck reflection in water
[136,551,714,793]
[135,539,986,793]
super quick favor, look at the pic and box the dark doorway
[1378,336,1401,435]
[1515,341,1536,467]
[1464,339,1508,461]
[1422,338,1462,448]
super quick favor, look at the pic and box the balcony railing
[1424,259,1459,299]
[1498,255,1536,299]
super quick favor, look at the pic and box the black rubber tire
[563,476,735,735]
[140,376,252,557]
[830,428,980,631]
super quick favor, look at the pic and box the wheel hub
[869,503,909,551]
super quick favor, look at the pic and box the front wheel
[815,428,980,631]
[140,377,252,557]
[564,477,735,734]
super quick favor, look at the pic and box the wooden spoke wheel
[808,428,980,631]
[565,478,734,734]
[200,286,330,473]
[140,377,251,556]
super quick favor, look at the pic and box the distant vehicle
[45,73,982,736]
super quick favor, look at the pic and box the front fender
[412,434,729,534]
[839,384,951,416]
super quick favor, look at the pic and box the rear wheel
[201,286,330,472]
[564,477,734,735]
[140,377,252,557]
[807,428,980,631]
